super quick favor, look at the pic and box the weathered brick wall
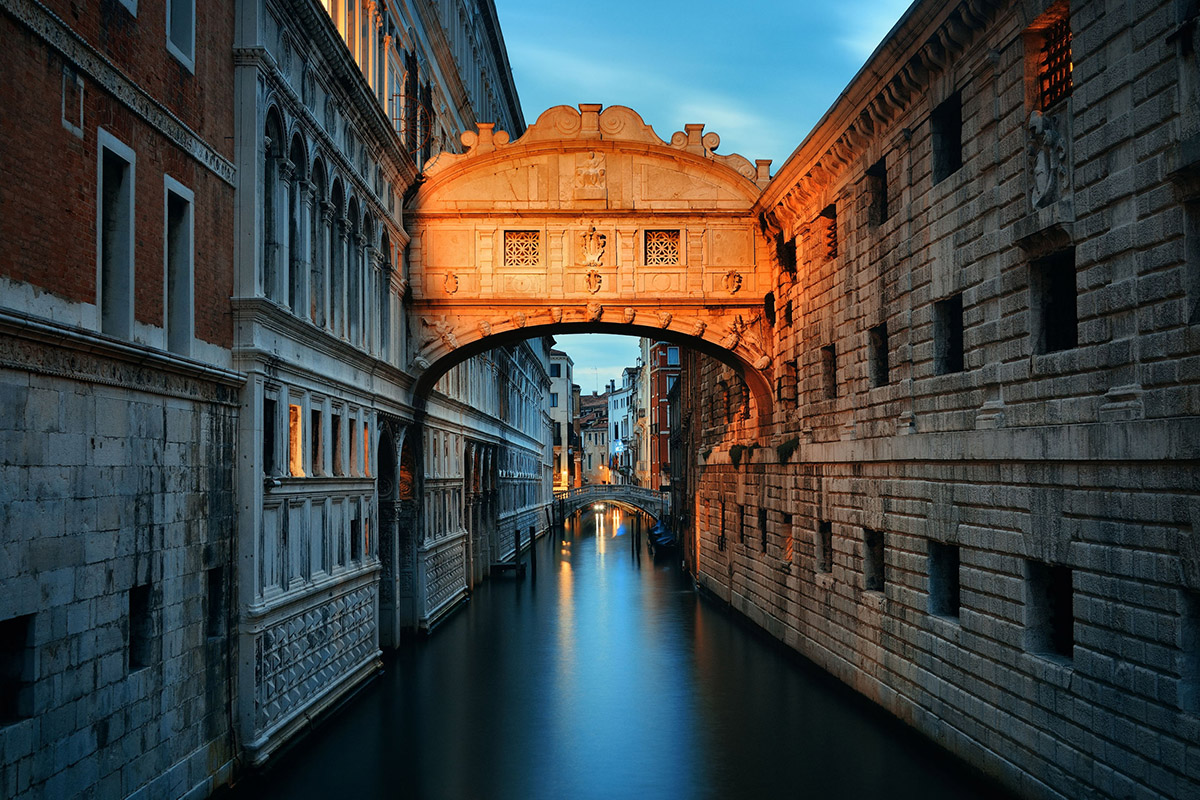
[0,338,239,799]
[685,1,1200,798]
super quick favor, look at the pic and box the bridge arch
[555,485,670,523]
[405,104,777,418]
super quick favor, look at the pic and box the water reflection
[230,511,1015,800]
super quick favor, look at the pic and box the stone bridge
[554,484,670,522]
[406,104,775,419]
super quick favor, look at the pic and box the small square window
[550,363,561,378]
[645,230,680,265]
[1025,561,1073,661]
[929,541,961,618]
[932,92,963,184]
[667,347,680,366]
[1031,249,1077,353]
[934,294,965,374]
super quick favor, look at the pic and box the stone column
[296,179,314,320]
[275,158,295,304]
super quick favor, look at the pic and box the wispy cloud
[834,0,914,61]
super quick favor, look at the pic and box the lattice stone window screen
[644,230,680,266]
[503,230,540,267]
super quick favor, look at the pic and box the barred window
[503,231,540,267]
[819,204,838,259]
[1039,15,1072,109]
[644,230,680,266]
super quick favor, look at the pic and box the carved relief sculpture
[586,302,603,322]
[724,271,743,294]
[692,321,707,338]
[574,151,607,199]
[478,320,493,337]
[658,311,673,328]
[549,307,563,323]
[585,269,603,294]
[1027,111,1069,210]
[443,273,459,294]
[511,311,527,328]
[580,226,606,267]
[623,307,636,324]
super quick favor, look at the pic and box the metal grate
[1040,16,1072,109]
[503,231,540,267]
[644,230,680,266]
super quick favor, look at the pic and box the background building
[644,340,681,490]
[579,390,610,484]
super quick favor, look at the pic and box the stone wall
[0,318,239,799]
[683,1,1200,798]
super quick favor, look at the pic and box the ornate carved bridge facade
[406,103,775,416]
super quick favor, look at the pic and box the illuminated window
[644,230,680,265]
[1038,14,1072,109]
[782,513,793,564]
[288,404,305,477]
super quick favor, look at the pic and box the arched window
[287,134,307,316]
[263,109,286,302]
[330,180,345,337]
[310,160,328,327]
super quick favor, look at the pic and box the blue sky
[496,0,913,391]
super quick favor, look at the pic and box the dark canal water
[229,509,1016,800]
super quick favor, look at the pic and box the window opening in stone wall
[863,529,885,592]
[99,140,134,339]
[819,205,838,259]
[165,184,193,356]
[1187,203,1200,325]
[363,422,371,477]
[166,0,195,69]
[934,294,965,374]
[1031,248,1077,353]
[262,396,278,475]
[821,344,837,399]
[350,418,359,476]
[128,583,152,671]
[1025,560,1074,661]
[550,392,559,407]
[763,293,776,326]
[205,568,225,639]
[351,508,362,561]
[869,322,890,388]
[784,299,794,327]
[644,230,680,266]
[1180,589,1200,714]
[867,157,889,225]
[759,507,768,553]
[1039,14,1072,109]
[550,363,561,377]
[816,521,833,573]
[931,92,963,184]
[332,412,344,476]
[0,614,34,724]
[288,404,305,477]
[310,409,323,476]
[503,230,540,267]
[775,231,796,275]
[782,513,794,564]
[928,541,961,618]
[738,504,745,546]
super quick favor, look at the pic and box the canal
[229,509,1016,800]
